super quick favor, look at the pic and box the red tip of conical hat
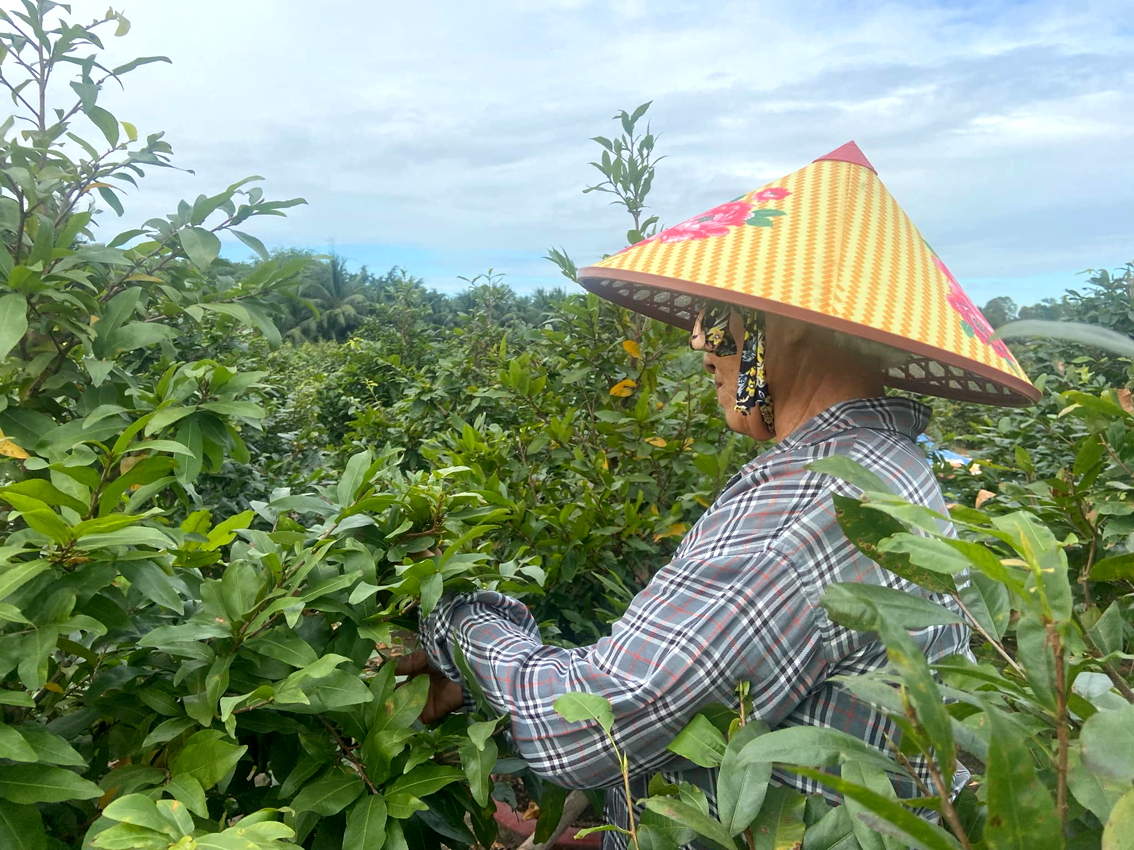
[813,141,876,174]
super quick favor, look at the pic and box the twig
[952,593,1026,678]
[318,714,378,795]
[1049,625,1069,832]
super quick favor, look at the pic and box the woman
[403,142,1038,847]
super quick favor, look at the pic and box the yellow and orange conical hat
[577,142,1038,406]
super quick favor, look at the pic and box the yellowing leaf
[622,339,642,359]
[124,274,163,283]
[0,431,29,460]
[646,437,667,448]
[81,182,115,192]
[653,522,688,542]
[122,120,138,142]
[43,682,63,693]
[609,379,637,398]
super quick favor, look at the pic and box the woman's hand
[395,650,465,723]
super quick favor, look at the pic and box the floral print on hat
[933,255,1014,363]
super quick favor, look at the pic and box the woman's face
[692,310,775,441]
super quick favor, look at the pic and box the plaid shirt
[421,398,970,849]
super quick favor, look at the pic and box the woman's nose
[703,354,716,374]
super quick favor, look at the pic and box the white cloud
[67,0,1134,293]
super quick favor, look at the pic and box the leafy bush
[0,6,518,848]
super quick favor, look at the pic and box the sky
[80,0,1134,306]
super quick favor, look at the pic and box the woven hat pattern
[578,145,1038,407]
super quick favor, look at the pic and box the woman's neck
[772,351,886,442]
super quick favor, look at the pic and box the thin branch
[953,593,1026,678]
[1049,625,1069,833]
[318,715,379,795]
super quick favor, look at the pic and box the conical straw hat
[577,142,1038,406]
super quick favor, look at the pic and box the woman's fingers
[395,649,431,676]
[421,676,465,723]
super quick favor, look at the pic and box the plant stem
[318,714,379,795]
[617,751,640,850]
[953,593,1026,678]
[1048,625,1069,832]
[924,756,972,850]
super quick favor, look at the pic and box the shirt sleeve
[419,548,825,790]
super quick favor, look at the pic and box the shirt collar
[774,396,931,451]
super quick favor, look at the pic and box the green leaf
[984,708,1063,850]
[789,766,960,850]
[232,229,269,262]
[460,735,497,806]
[1082,703,1134,782]
[831,495,955,594]
[385,765,464,799]
[1068,743,1129,822]
[822,582,963,631]
[959,571,1011,641]
[737,725,901,777]
[0,294,27,361]
[534,783,568,845]
[717,720,771,836]
[1091,553,1134,582]
[301,669,373,711]
[467,717,504,751]
[840,761,900,850]
[169,732,246,791]
[666,713,728,769]
[746,786,806,850]
[0,561,52,603]
[103,321,179,353]
[385,792,428,819]
[808,456,891,494]
[801,805,858,850]
[1015,608,1057,712]
[0,765,102,803]
[344,795,387,850]
[86,105,120,146]
[246,628,318,668]
[0,800,45,850]
[1089,601,1125,656]
[142,717,197,750]
[179,226,221,270]
[1103,788,1134,850]
[292,771,364,816]
[102,794,174,835]
[165,774,208,819]
[119,560,182,610]
[875,617,955,784]
[553,691,614,734]
[14,724,85,766]
[1,480,87,514]
[643,797,738,850]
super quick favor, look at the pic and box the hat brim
[579,267,1040,408]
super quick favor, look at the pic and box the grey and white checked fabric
[420,397,971,849]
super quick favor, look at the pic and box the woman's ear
[768,314,808,350]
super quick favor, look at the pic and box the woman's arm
[419,549,824,789]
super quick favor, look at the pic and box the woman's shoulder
[681,424,942,557]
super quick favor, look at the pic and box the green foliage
[0,6,515,848]
[5,6,1134,848]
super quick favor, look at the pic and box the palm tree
[289,254,374,342]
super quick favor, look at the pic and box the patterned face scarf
[690,305,775,434]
